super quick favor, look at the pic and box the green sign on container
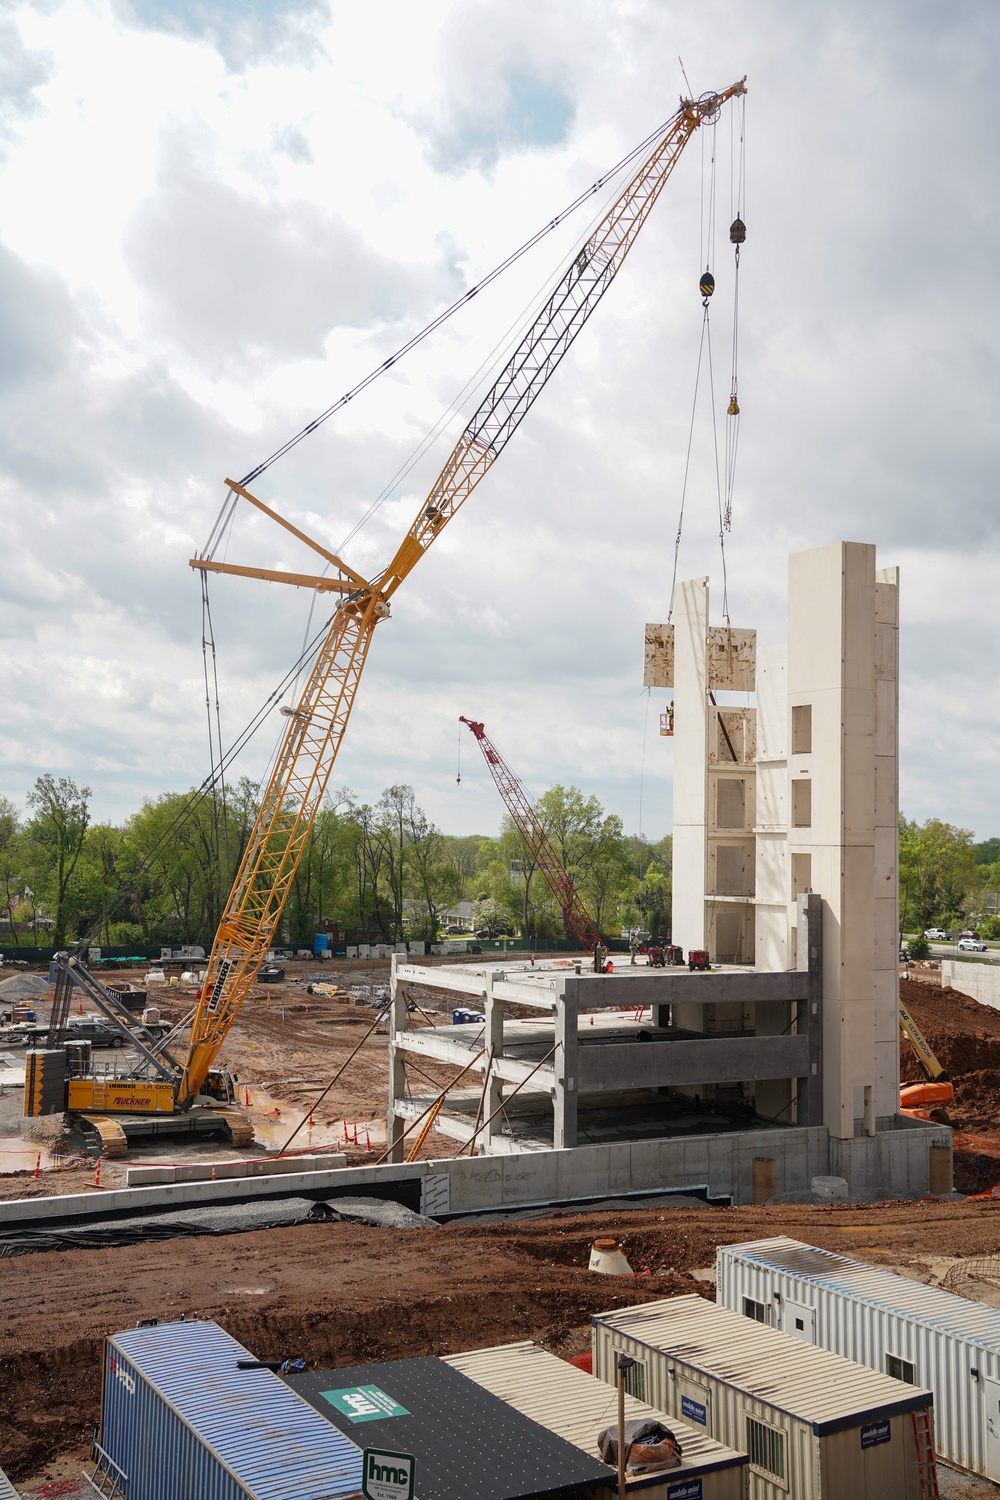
[320,1384,410,1424]
[362,1448,415,1500]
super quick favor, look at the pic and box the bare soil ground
[4,964,1000,1488]
[5,1197,1000,1484]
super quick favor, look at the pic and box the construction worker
[629,933,638,966]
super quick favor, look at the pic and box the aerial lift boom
[899,1000,954,1122]
[30,81,747,1147]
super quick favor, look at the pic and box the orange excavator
[899,1001,954,1123]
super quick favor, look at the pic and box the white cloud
[0,0,998,847]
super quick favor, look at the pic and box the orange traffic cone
[343,1119,349,1142]
[33,1153,41,1178]
[211,1166,216,1181]
[94,1158,102,1188]
[244,1087,250,1108]
[308,1111,314,1130]
[353,1124,358,1145]
[366,1130,372,1152]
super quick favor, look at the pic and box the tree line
[0,775,671,950]
[6,774,991,953]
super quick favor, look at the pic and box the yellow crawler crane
[32,80,746,1153]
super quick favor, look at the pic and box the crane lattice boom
[459,717,603,954]
[175,79,746,1107]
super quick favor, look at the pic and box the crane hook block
[727,395,740,416]
[699,270,715,300]
[729,217,746,244]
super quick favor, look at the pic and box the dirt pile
[900,977,1000,1191]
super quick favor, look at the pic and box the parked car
[958,930,979,942]
[25,1017,129,1048]
[443,925,470,936]
[923,929,950,941]
[958,937,988,952]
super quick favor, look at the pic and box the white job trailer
[591,1295,934,1500]
[718,1235,1000,1483]
[446,1340,749,1500]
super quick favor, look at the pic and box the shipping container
[717,1235,1000,1482]
[100,1320,364,1500]
[592,1295,933,1500]
[445,1339,748,1499]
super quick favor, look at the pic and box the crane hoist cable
[724,90,747,532]
[666,100,746,625]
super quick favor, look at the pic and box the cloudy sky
[1,0,998,843]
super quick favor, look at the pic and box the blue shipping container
[102,1321,363,1500]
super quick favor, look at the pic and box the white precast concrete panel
[444,1340,748,1500]
[672,578,710,956]
[717,1236,1000,1481]
[591,1295,932,1500]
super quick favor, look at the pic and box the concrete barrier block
[555,1145,609,1202]
[502,1152,558,1205]
[628,1140,661,1191]
[125,1166,175,1186]
[608,1143,632,1194]
[445,1156,503,1212]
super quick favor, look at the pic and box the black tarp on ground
[0,1194,438,1256]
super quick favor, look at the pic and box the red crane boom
[460,717,604,954]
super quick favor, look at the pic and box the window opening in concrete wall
[717,711,744,762]
[791,779,812,827]
[716,845,753,896]
[715,909,744,962]
[743,1297,767,1323]
[716,778,746,829]
[791,703,812,754]
[622,1358,646,1401]
[886,1354,915,1385]
[746,1416,786,1480]
[791,852,812,899]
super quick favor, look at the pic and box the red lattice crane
[460,717,604,954]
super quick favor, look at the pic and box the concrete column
[385,954,408,1163]
[483,971,506,1153]
[795,892,824,1127]
[553,977,579,1149]
[788,543,877,1139]
[873,567,900,1120]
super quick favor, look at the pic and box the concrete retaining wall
[941,959,1000,1010]
[0,1120,947,1230]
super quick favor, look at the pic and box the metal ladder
[82,1442,128,1499]
[912,1409,940,1499]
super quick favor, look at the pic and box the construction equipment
[459,716,604,954]
[32,80,746,1151]
[899,1000,955,1123]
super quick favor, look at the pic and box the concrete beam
[393,963,564,1009]
[574,970,813,1006]
[576,1033,810,1092]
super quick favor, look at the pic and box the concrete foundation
[941,959,1000,1009]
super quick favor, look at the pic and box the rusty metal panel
[643,623,674,687]
[707,627,756,691]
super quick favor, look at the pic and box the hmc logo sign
[362,1448,414,1500]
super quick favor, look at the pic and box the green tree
[25,774,92,947]
[899,816,977,933]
